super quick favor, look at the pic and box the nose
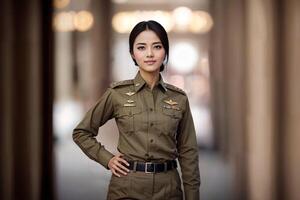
[146,47,154,57]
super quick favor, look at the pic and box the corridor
[1,0,300,200]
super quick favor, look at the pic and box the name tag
[163,105,180,110]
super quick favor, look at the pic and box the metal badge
[125,91,135,96]
[164,99,178,106]
[127,99,135,103]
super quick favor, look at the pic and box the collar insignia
[125,91,135,96]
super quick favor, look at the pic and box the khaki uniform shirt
[73,71,200,199]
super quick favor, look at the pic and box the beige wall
[281,1,300,199]
[0,0,54,200]
[210,0,300,199]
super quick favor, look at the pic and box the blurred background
[1,0,299,200]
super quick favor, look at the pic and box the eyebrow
[135,42,162,46]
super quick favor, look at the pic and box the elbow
[72,128,81,143]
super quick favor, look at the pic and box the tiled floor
[55,120,233,200]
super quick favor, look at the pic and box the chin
[139,65,161,73]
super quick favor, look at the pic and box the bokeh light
[53,11,76,32]
[53,0,70,9]
[112,11,173,33]
[172,7,193,31]
[74,10,94,32]
[169,42,199,73]
[189,11,213,33]
[112,8,213,34]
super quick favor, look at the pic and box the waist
[126,160,177,173]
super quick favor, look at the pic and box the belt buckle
[145,162,154,173]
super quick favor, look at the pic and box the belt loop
[133,161,137,172]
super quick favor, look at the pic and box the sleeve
[72,87,115,169]
[176,97,201,200]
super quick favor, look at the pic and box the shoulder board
[165,83,186,95]
[110,79,134,88]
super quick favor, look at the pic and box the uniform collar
[133,71,168,93]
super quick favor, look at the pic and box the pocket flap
[117,107,142,117]
[162,107,182,119]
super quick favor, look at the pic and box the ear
[131,53,135,59]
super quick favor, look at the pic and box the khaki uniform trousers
[106,169,183,200]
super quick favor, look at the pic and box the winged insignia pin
[125,91,135,96]
[164,99,178,106]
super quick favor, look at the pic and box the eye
[154,45,162,49]
[137,46,145,50]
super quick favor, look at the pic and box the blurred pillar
[0,0,54,200]
[245,0,278,200]
[77,0,112,107]
[211,0,300,199]
[210,0,247,199]
[279,0,300,199]
[55,31,74,101]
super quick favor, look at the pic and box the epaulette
[110,79,134,88]
[164,83,186,95]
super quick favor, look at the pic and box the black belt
[127,160,177,173]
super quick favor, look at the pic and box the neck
[139,70,160,90]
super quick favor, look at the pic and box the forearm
[73,128,114,169]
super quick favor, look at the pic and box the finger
[116,162,130,173]
[114,164,128,175]
[113,158,128,169]
[118,158,130,167]
[111,161,127,174]
[111,168,121,177]
[114,164,129,175]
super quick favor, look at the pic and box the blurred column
[210,0,247,199]
[211,0,300,199]
[55,31,74,101]
[280,0,300,199]
[79,0,112,106]
[245,0,278,200]
[0,0,54,200]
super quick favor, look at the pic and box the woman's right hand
[108,154,130,177]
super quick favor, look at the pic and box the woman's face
[131,30,166,74]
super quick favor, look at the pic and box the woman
[73,20,200,200]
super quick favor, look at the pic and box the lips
[144,60,156,64]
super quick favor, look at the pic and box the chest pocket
[116,107,142,135]
[160,106,182,135]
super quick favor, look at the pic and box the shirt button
[150,139,154,143]
[150,122,154,126]
[145,153,149,157]
[149,108,153,111]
